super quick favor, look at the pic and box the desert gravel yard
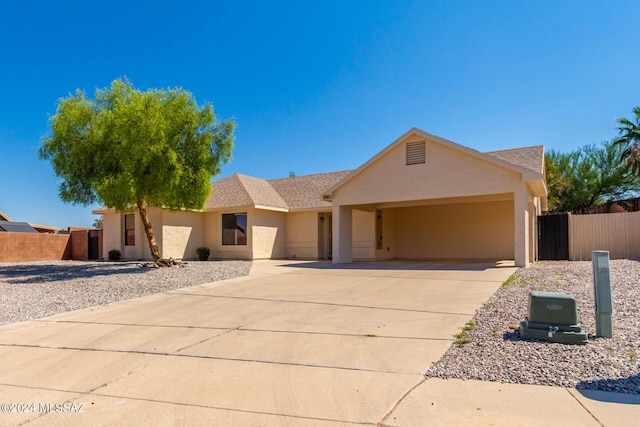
[427,259,640,394]
[0,260,251,326]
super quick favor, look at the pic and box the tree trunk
[137,200,161,261]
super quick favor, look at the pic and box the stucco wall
[70,229,89,261]
[393,200,514,260]
[333,135,522,206]
[102,212,122,259]
[0,232,71,262]
[286,211,318,259]
[161,210,204,260]
[252,210,287,259]
[105,208,164,260]
[353,209,375,260]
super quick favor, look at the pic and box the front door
[318,213,333,260]
[327,213,332,259]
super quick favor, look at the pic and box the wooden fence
[568,211,640,261]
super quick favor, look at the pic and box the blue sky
[1,1,639,229]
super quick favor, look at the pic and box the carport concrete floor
[1,260,638,426]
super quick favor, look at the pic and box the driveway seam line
[44,320,230,330]
[566,388,605,427]
[81,391,377,426]
[232,270,503,283]
[0,343,418,375]
[0,325,456,341]
[377,377,427,426]
[238,328,455,341]
[174,306,310,353]
[170,293,474,316]
[10,363,152,426]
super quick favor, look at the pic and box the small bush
[108,249,121,261]
[196,246,210,261]
[454,331,471,347]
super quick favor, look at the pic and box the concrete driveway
[0,260,515,426]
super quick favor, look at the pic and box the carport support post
[332,205,353,264]
[514,189,530,267]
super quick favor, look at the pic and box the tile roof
[206,170,353,211]
[485,145,544,174]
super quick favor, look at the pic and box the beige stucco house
[94,128,547,267]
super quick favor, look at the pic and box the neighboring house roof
[0,220,38,233]
[29,224,60,233]
[0,210,59,233]
[485,145,545,175]
[0,210,14,222]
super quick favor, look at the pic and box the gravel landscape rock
[426,259,640,394]
[0,260,251,326]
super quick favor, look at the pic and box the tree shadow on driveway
[0,262,148,284]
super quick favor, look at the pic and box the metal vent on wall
[406,141,426,165]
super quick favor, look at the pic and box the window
[124,214,135,246]
[406,141,426,165]
[222,213,247,245]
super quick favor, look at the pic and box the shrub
[108,249,121,261]
[196,246,210,261]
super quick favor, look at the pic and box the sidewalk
[386,378,640,426]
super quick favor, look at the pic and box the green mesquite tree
[545,140,639,212]
[40,78,235,260]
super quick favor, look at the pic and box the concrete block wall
[0,233,72,262]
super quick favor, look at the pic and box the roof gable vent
[406,141,426,165]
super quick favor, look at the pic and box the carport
[324,129,546,267]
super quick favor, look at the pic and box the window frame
[124,214,135,246]
[221,212,248,246]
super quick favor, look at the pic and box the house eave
[205,204,289,213]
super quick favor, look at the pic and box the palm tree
[615,106,640,176]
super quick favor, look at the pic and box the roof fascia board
[0,210,14,222]
[254,204,289,212]
[288,206,332,213]
[204,204,256,212]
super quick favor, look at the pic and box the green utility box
[519,291,588,345]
